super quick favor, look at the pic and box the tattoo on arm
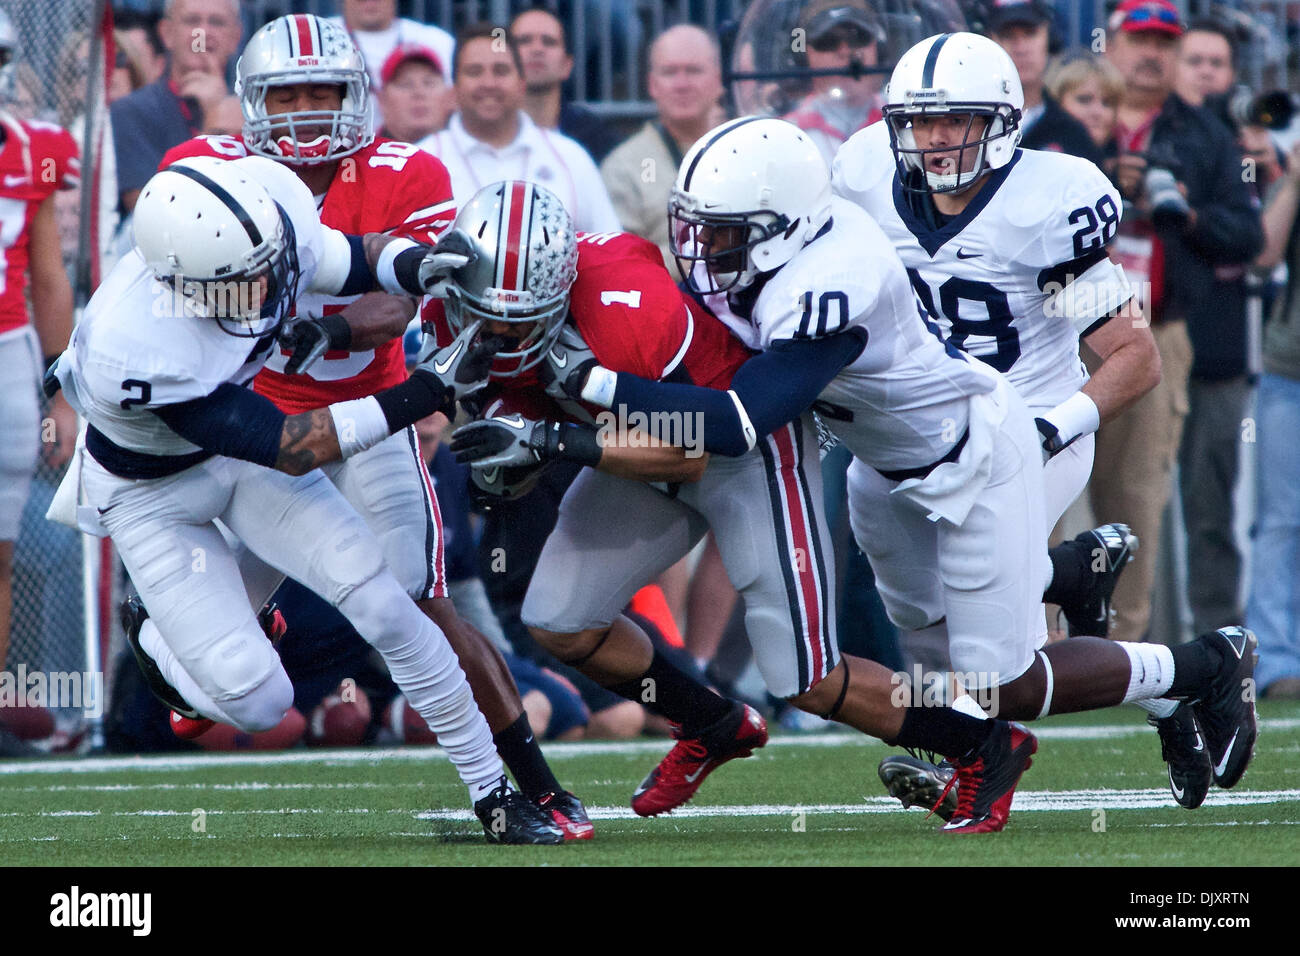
[275,408,338,475]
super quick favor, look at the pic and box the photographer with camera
[1091,0,1262,646]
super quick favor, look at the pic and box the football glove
[1035,417,1070,464]
[537,324,601,403]
[451,415,602,469]
[412,319,504,410]
[418,231,476,298]
[279,313,352,375]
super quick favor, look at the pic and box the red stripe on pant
[414,442,448,599]
[771,424,825,684]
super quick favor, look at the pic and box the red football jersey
[422,230,754,419]
[0,117,79,335]
[159,134,456,412]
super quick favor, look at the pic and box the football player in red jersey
[442,180,1033,823]
[150,14,592,838]
[0,9,79,669]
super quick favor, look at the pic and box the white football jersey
[833,122,1124,412]
[699,197,997,473]
[64,156,340,457]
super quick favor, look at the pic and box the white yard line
[0,716,1295,776]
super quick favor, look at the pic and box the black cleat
[1191,627,1259,790]
[1150,702,1211,809]
[879,755,958,820]
[474,779,566,845]
[120,596,202,719]
[1060,523,1138,637]
[536,790,594,841]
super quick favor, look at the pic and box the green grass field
[2,703,1296,866]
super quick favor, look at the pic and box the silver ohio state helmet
[439,181,580,379]
[236,14,373,165]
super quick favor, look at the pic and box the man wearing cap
[377,44,455,143]
[331,0,454,130]
[784,0,887,166]
[417,23,619,235]
[1091,0,1261,646]
[510,7,619,164]
[986,0,1100,162]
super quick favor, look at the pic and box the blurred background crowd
[5,0,1300,755]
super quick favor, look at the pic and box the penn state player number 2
[906,269,1021,373]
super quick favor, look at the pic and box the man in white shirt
[331,0,454,128]
[416,23,620,235]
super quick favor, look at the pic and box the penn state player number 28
[1068,195,1119,258]
[905,268,1021,373]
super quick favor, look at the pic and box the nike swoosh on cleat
[1213,729,1239,778]
[1192,732,1205,753]
[1170,774,1184,801]
[683,760,714,784]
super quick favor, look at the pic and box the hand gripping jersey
[833,122,1129,411]
[62,157,334,464]
[696,197,998,474]
[0,115,79,335]
[424,230,755,421]
[160,134,456,412]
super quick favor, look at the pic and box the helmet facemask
[242,72,372,165]
[669,194,793,296]
[884,100,1020,196]
[444,285,570,379]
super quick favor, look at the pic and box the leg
[0,328,41,669]
[1179,376,1249,633]
[1089,320,1192,643]
[1247,372,1300,692]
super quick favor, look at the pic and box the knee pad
[198,623,284,704]
[218,663,293,733]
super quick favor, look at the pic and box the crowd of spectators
[7,0,1300,754]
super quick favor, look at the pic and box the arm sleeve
[153,383,287,468]
[609,330,865,456]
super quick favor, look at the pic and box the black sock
[1043,540,1090,606]
[894,706,995,760]
[1168,637,1226,698]
[493,714,561,799]
[609,649,732,735]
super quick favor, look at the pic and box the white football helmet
[134,156,300,338]
[882,32,1024,194]
[438,181,579,379]
[236,14,373,165]
[669,117,832,295]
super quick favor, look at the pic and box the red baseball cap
[380,43,446,85]
[1108,0,1184,37]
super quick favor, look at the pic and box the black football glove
[1035,416,1072,464]
[451,415,602,469]
[536,324,601,403]
[278,313,353,375]
[412,319,504,412]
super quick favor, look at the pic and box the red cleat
[536,790,595,840]
[941,721,1037,835]
[632,703,767,817]
[170,710,215,740]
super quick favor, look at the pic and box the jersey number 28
[906,269,1021,373]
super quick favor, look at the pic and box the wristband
[318,311,352,351]
[328,396,390,459]
[541,421,602,467]
[1042,391,1100,445]
[579,366,619,408]
[375,238,422,296]
[373,368,450,432]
